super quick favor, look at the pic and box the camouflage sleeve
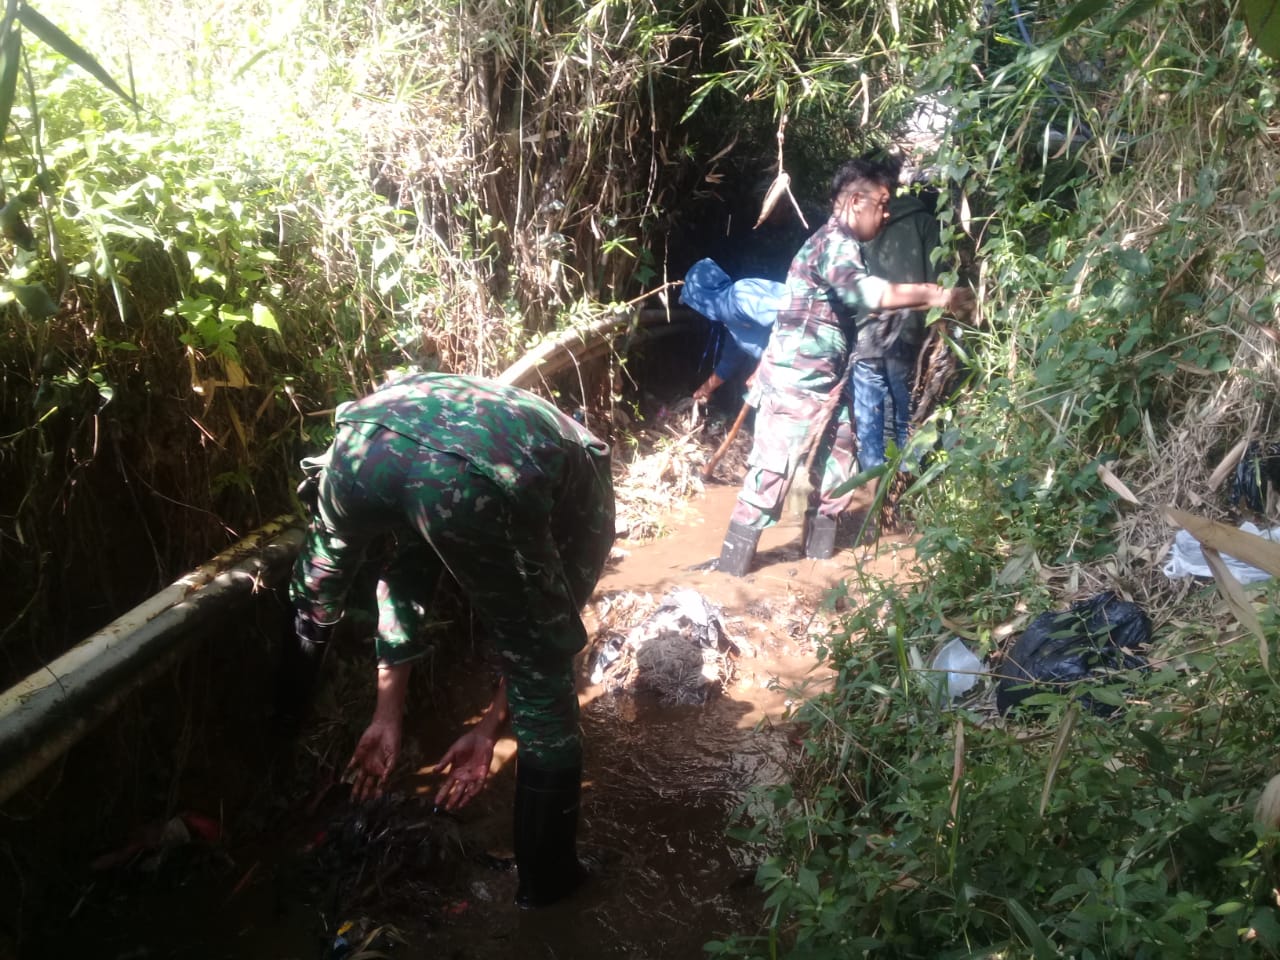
[822,231,887,315]
[289,522,367,629]
[291,524,438,666]
[372,539,440,666]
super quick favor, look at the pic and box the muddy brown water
[29,483,915,960]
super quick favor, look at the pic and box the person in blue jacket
[679,259,788,406]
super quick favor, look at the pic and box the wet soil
[21,476,916,960]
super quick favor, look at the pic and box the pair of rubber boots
[716,512,838,577]
[514,760,587,909]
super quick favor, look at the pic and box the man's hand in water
[434,679,510,811]
[346,662,411,802]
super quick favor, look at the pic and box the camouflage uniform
[290,374,615,770]
[731,217,888,529]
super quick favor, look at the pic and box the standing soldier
[283,373,615,909]
[716,157,971,576]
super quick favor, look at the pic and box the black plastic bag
[996,592,1151,716]
[1230,441,1280,514]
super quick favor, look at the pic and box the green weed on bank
[711,583,1280,959]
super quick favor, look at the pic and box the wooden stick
[702,401,752,479]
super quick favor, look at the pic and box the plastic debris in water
[590,589,742,703]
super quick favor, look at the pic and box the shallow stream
[36,483,914,960]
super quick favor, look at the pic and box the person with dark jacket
[855,190,943,469]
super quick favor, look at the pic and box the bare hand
[433,730,498,811]
[345,718,401,803]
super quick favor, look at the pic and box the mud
[16,462,916,960]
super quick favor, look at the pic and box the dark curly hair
[830,156,895,205]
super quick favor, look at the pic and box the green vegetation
[706,1,1280,956]
[0,0,1277,955]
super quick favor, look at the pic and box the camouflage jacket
[291,374,613,664]
[328,373,605,512]
[759,217,888,396]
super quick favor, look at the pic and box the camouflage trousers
[729,385,858,530]
[309,421,615,769]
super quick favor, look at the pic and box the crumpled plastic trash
[997,592,1151,716]
[331,918,406,960]
[1230,441,1280,513]
[929,637,984,700]
[90,811,221,872]
[1163,522,1280,584]
[590,589,740,703]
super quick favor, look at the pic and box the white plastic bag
[930,637,984,699]
[1162,522,1280,584]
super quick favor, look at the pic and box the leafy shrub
[712,586,1280,959]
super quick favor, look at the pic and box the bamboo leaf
[1206,437,1250,492]
[7,280,58,318]
[948,715,964,818]
[16,6,137,107]
[828,461,891,501]
[1096,462,1140,505]
[1201,546,1269,670]
[1101,0,1161,33]
[0,19,19,142]
[1007,898,1058,959]
[1165,507,1280,578]
[1243,0,1280,59]
[1039,703,1077,817]
[1055,0,1109,36]
[226,400,248,451]
[754,170,791,228]
[706,132,739,165]
[997,544,1038,586]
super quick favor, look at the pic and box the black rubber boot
[717,521,762,577]
[272,611,334,731]
[514,760,587,909]
[804,513,838,560]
